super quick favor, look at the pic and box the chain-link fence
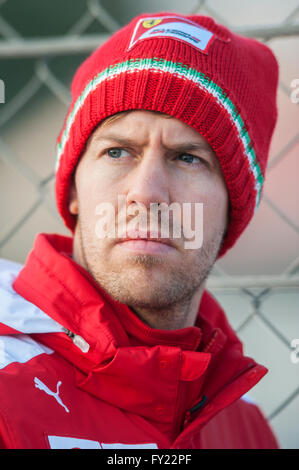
[0,0,298,449]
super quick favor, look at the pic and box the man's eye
[178,154,203,165]
[107,148,129,159]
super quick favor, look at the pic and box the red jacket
[0,233,279,449]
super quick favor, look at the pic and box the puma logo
[34,377,70,413]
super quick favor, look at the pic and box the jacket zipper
[172,362,264,448]
[63,328,90,353]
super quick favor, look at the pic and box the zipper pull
[73,334,90,353]
[184,395,208,427]
[189,395,207,414]
[63,328,90,353]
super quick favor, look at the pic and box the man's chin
[97,269,194,311]
[103,280,169,308]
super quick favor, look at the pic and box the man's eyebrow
[92,133,144,148]
[92,132,214,155]
[166,142,215,155]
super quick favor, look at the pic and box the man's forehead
[101,110,172,127]
[90,110,215,153]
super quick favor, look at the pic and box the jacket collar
[12,233,267,443]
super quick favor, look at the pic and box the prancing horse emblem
[34,377,70,413]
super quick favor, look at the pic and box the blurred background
[0,0,298,449]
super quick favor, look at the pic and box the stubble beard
[76,215,225,329]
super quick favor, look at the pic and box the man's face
[69,111,229,325]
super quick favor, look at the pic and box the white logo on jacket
[47,435,158,449]
[34,377,70,413]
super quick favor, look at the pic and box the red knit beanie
[55,12,279,258]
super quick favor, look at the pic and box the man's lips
[115,229,176,253]
[116,229,175,247]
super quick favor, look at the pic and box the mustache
[109,213,184,241]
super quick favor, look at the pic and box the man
[0,12,279,449]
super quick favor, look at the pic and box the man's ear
[68,181,79,215]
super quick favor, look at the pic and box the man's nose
[125,151,170,210]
